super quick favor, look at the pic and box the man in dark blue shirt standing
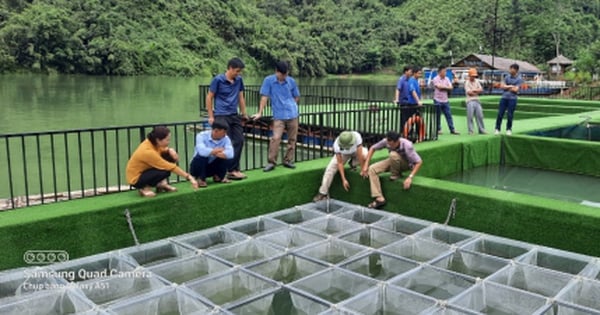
[394,66,413,106]
[206,57,249,180]
[495,63,524,136]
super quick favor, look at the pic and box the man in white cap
[464,68,487,135]
[313,131,368,202]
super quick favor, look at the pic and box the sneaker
[451,130,460,135]
[494,129,500,135]
[506,130,512,136]
[437,130,443,135]
[198,180,207,188]
[263,163,275,172]
[313,193,328,202]
[389,174,401,181]
[283,161,296,169]
[479,130,487,135]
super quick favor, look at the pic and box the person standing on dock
[252,61,300,172]
[395,65,413,106]
[464,68,487,135]
[395,65,413,131]
[431,65,460,135]
[206,57,249,180]
[494,63,523,136]
[401,67,424,130]
[313,131,368,202]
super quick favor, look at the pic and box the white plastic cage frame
[0,199,599,315]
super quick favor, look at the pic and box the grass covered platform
[1,99,599,271]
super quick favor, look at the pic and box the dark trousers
[495,98,517,131]
[400,104,420,131]
[133,152,176,188]
[189,155,229,181]
[214,115,243,172]
[134,169,170,189]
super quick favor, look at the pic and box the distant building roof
[547,55,573,65]
[452,54,541,73]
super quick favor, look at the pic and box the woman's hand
[187,175,199,190]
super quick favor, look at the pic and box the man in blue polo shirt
[394,65,413,106]
[401,66,423,131]
[189,122,234,187]
[495,63,524,136]
[252,61,300,172]
[206,57,249,180]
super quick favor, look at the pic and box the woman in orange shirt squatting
[126,126,198,197]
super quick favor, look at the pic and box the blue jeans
[435,101,455,132]
[495,98,517,131]
[189,155,230,181]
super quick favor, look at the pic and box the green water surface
[444,165,600,207]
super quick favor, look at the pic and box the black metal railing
[0,122,201,210]
[198,83,574,115]
[199,85,441,114]
[1,104,437,210]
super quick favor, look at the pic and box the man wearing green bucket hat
[313,131,368,202]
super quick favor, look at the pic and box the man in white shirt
[313,131,368,202]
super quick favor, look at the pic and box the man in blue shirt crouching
[189,122,234,187]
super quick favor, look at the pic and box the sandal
[227,171,247,180]
[138,189,156,198]
[156,184,177,193]
[367,199,386,209]
[213,175,231,184]
[390,173,404,181]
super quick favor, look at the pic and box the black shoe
[283,161,296,169]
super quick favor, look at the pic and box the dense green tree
[0,0,598,76]
[576,40,600,75]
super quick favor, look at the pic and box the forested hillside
[0,0,599,76]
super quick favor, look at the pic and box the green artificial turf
[1,100,600,271]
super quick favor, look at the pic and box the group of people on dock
[396,63,523,136]
[125,57,523,208]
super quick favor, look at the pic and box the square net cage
[2,199,600,314]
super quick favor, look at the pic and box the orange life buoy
[403,114,425,143]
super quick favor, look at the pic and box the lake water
[0,74,398,134]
